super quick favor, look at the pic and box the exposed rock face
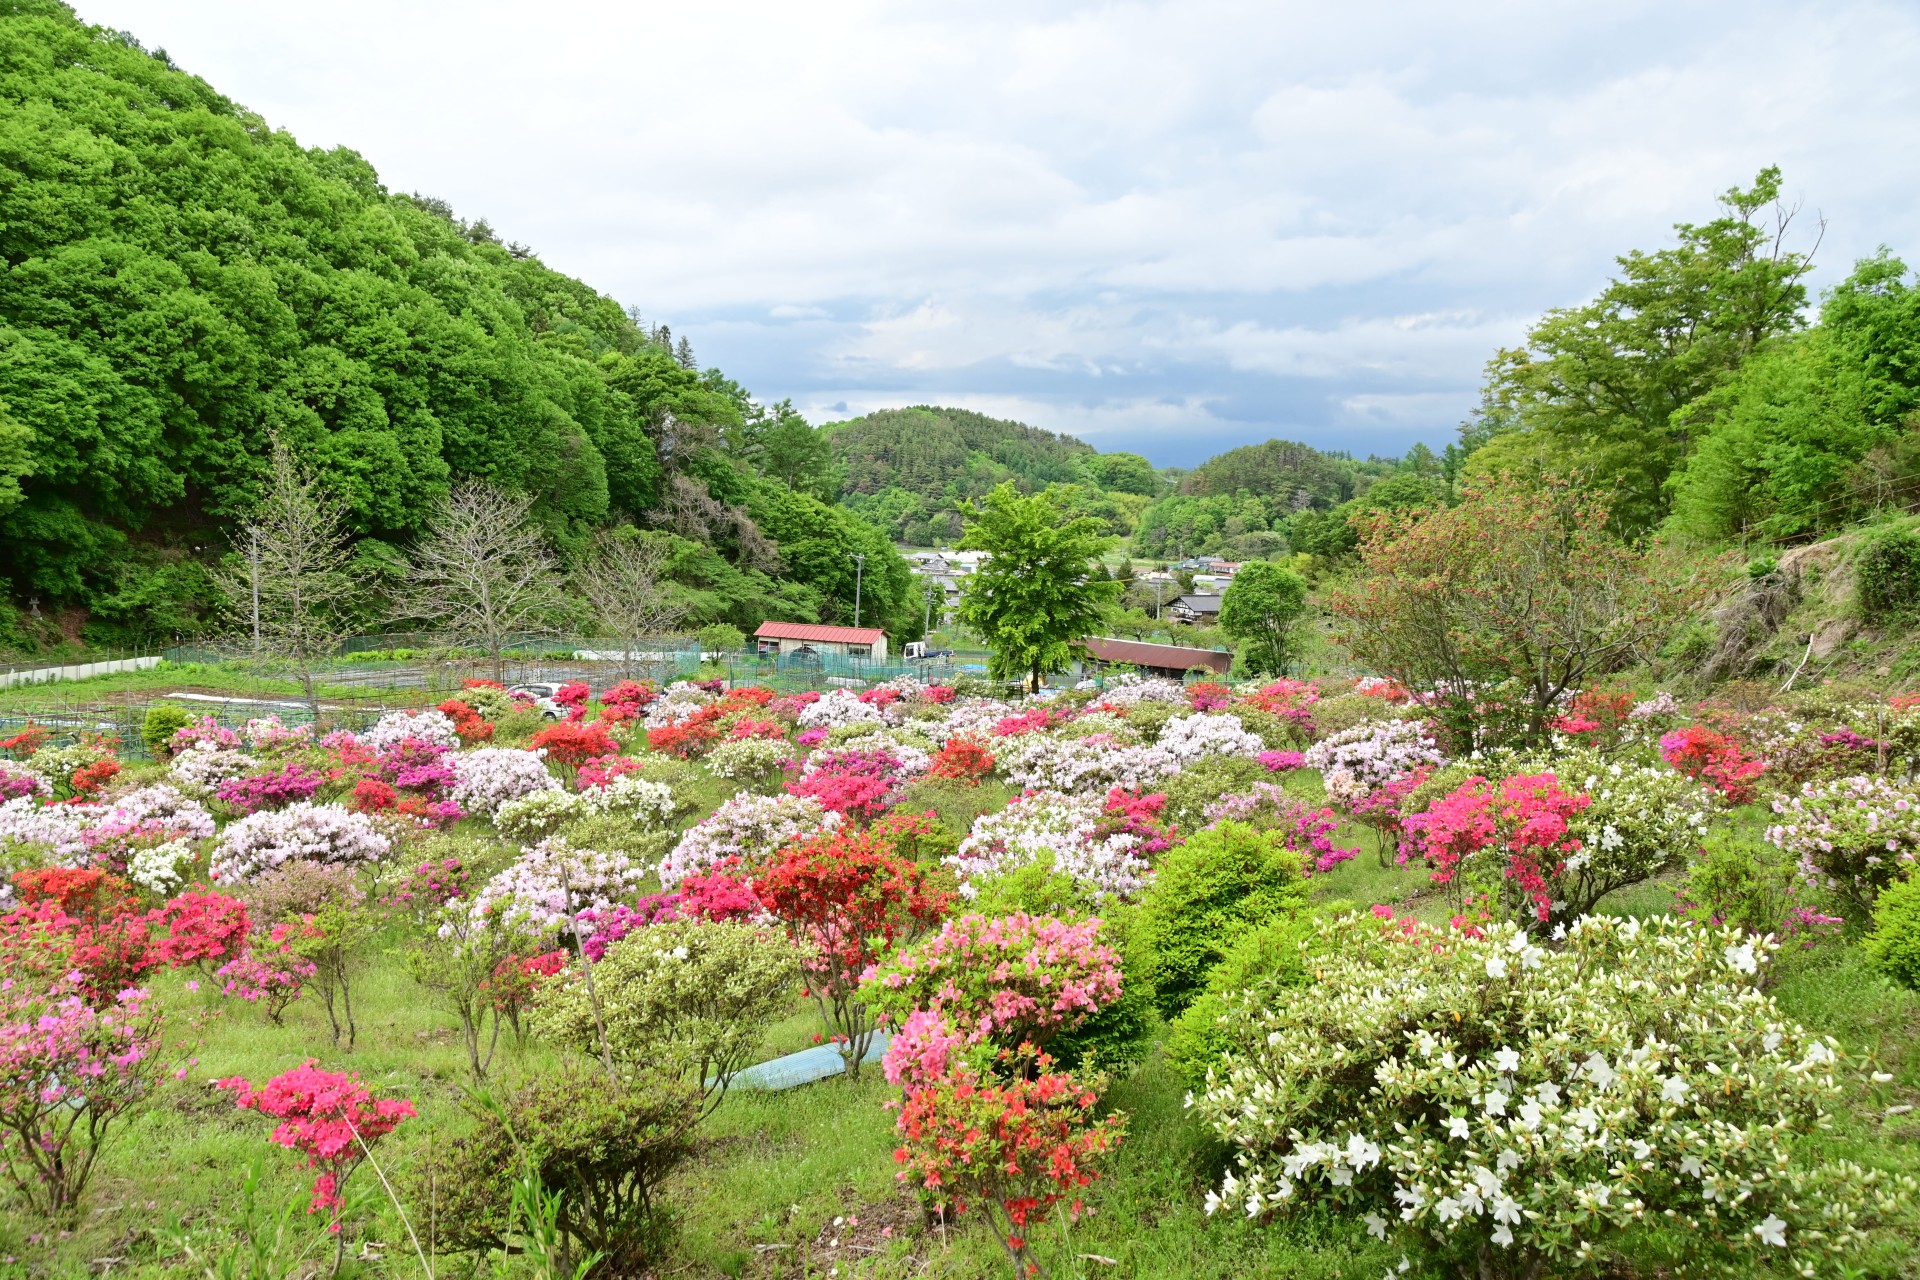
[1699,536,1850,682]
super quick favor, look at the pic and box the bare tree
[219,438,362,721]
[572,528,687,678]
[407,481,569,682]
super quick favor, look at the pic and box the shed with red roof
[753,621,889,662]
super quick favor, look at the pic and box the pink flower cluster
[220,1062,416,1221]
[1203,783,1358,874]
[215,762,326,815]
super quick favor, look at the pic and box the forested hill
[825,406,1163,544]
[0,1,915,649]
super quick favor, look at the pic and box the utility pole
[922,577,938,641]
[1152,577,1166,622]
[850,552,866,627]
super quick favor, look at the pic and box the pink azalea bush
[219,1061,415,1227]
[1202,783,1358,875]
[862,912,1124,1053]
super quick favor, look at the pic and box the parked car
[903,641,955,661]
[506,682,567,720]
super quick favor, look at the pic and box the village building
[752,621,889,662]
[1079,636,1233,679]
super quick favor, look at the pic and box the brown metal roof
[1081,636,1232,674]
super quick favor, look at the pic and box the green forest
[0,0,912,652]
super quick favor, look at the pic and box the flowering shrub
[728,717,787,742]
[1257,749,1305,772]
[1659,725,1767,805]
[169,741,259,792]
[492,787,590,841]
[1766,775,1920,919]
[466,838,646,939]
[1096,676,1187,707]
[1002,734,1181,793]
[575,896,682,961]
[797,690,885,731]
[1675,829,1844,947]
[1202,784,1357,875]
[1191,913,1914,1280]
[993,707,1070,738]
[891,1046,1125,1276]
[531,720,618,769]
[128,839,199,896]
[383,858,470,914]
[12,867,133,918]
[600,679,658,718]
[1402,772,1592,927]
[677,861,766,922]
[0,976,166,1217]
[660,791,842,889]
[1558,751,1713,915]
[447,746,558,817]
[0,895,160,1002]
[435,698,495,744]
[241,716,313,755]
[220,1062,416,1227]
[862,913,1123,1052]
[533,919,800,1112]
[0,762,49,802]
[928,738,995,783]
[645,719,720,759]
[217,945,318,1023]
[552,681,590,709]
[215,762,326,815]
[1302,719,1446,808]
[1099,788,1181,858]
[951,790,1155,901]
[484,949,568,1040]
[706,736,791,780]
[576,753,644,790]
[210,803,392,884]
[364,708,460,752]
[149,890,250,973]
[758,826,950,1076]
[0,722,50,756]
[1629,690,1683,722]
[787,748,906,821]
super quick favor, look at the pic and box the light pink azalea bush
[1767,774,1920,918]
[862,912,1123,1052]
[949,790,1154,901]
[210,803,392,883]
[448,747,558,817]
[659,791,841,889]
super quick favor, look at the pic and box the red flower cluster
[577,753,645,789]
[0,723,49,757]
[599,679,658,719]
[149,891,250,973]
[552,682,590,709]
[71,758,121,796]
[220,1062,416,1223]
[991,707,1069,737]
[1659,725,1766,805]
[531,720,617,768]
[646,720,720,759]
[12,867,135,919]
[729,718,788,742]
[436,698,495,744]
[928,738,994,783]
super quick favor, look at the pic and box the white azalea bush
[659,791,842,889]
[1191,913,1913,1279]
[706,736,792,781]
[465,837,646,938]
[1158,712,1267,764]
[1303,720,1446,808]
[585,773,680,825]
[210,802,392,883]
[797,689,884,731]
[949,789,1152,900]
[448,747,559,817]
[364,708,461,751]
[1555,749,1714,918]
[1001,734,1181,793]
[169,741,259,791]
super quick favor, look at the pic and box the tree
[406,481,570,681]
[572,528,687,676]
[1324,473,1719,745]
[955,483,1120,690]
[747,401,838,500]
[0,400,30,516]
[1218,561,1310,676]
[219,439,363,720]
[1484,167,1820,534]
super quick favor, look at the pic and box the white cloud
[70,0,1920,463]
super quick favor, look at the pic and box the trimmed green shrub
[1856,523,1920,623]
[1867,875,1920,989]
[414,1068,699,1271]
[140,704,190,759]
[1157,755,1267,831]
[1136,819,1309,1019]
[1164,912,1315,1087]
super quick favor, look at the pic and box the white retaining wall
[0,655,162,689]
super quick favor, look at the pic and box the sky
[71,0,1920,467]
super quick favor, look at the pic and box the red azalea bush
[678,860,765,922]
[531,721,618,769]
[729,718,787,742]
[599,679,658,718]
[0,724,49,757]
[1099,788,1181,856]
[0,899,159,1004]
[553,682,591,709]
[929,738,995,783]
[12,868,137,920]
[436,699,495,744]
[149,890,250,974]
[891,1045,1125,1276]
[646,720,720,759]
[757,827,951,1076]
[1187,681,1233,711]
[1893,691,1920,712]
[220,1062,416,1229]
[1402,772,1592,926]
[923,685,957,705]
[1659,725,1767,805]
[787,767,897,823]
[1243,679,1321,734]
[71,757,122,796]
[1551,689,1635,742]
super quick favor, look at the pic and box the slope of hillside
[0,1,916,648]
[825,405,1161,543]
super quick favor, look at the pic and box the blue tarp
[726,1033,892,1091]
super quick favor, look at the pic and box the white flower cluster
[706,736,794,780]
[128,839,199,895]
[949,789,1152,900]
[1095,675,1188,707]
[0,796,92,860]
[493,788,590,842]
[169,740,259,791]
[659,791,842,888]
[589,774,680,825]
[364,708,460,751]
[1304,720,1446,807]
[1192,913,1910,1274]
[210,801,392,883]
[449,747,559,818]
[0,785,216,866]
[466,837,646,938]
[643,681,716,729]
[106,784,218,841]
[797,690,884,731]
[1157,712,1267,764]
[1001,734,1180,793]
[1557,750,1712,917]
[932,698,1009,744]
[1628,691,1682,722]
[243,715,313,754]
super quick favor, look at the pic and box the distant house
[753,621,889,662]
[1080,636,1232,679]
[1168,593,1223,624]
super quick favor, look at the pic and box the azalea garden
[0,667,1914,1280]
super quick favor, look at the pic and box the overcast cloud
[70,0,1920,464]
